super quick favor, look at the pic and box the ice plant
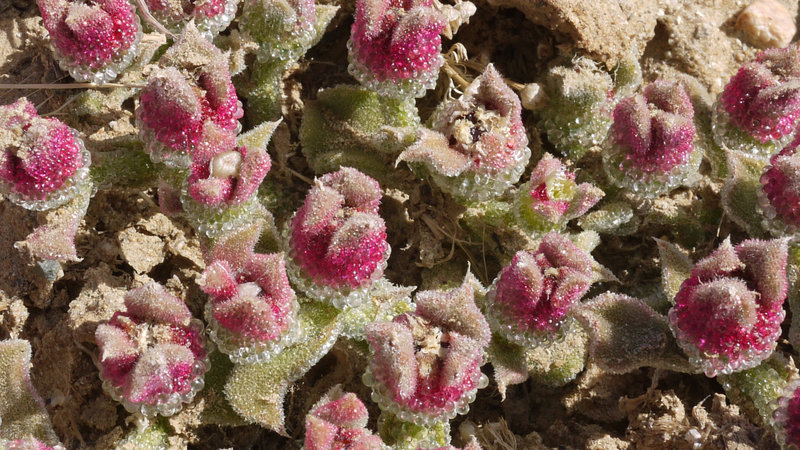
[363,273,491,426]
[0,98,90,211]
[199,222,299,364]
[603,79,702,197]
[36,0,141,84]
[397,65,530,202]
[759,135,800,234]
[773,378,800,449]
[287,167,390,308]
[668,238,788,377]
[94,282,209,417]
[141,0,239,37]
[348,0,446,98]
[2,438,65,450]
[136,24,243,168]
[512,153,603,235]
[485,232,594,346]
[713,45,800,157]
[304,386,385,450]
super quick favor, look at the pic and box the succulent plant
[773,378,800,449]
[304,386,386,450]
[95,282,209,417]
[287,168,390,308]
[199,221,299,364]
[484,232,594,346]
[36,0,141,84]
[397,65,530,202]
[136,24,243,168]
[363,273,491,426]
[348,0,446,98]
[141,0,239,37]
[0,98,91,212]
[1,437,66,450]
[759,135,800,234]
[512,153,603,235]
[668,238,788,377]
[603,79,703,197]
[713,45,800,158]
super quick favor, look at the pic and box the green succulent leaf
[721,150,768,237]
[655,238,693,303]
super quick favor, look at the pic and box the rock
[735,0,797,49]
[483,0,660,68]
[117,227,165,274]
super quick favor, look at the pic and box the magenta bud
[397,65,530,202]
[714,45,800,156]
[187,143,271,207]
[668,238,788,376]
[348,0,445,98]
[759,135,800,233]
[364,273,490,425]
[136,24,243,168]
[304,386,385,450]
[513,153,603,234]
[288,168,390,308]
[485,232,594,346]
[95,282,208,416]
[37,0,141,84]
[603,79,701,197]
[0,98,90,211]
[773,379,800,449]
[200,223,298,363]
[4,438,65,450]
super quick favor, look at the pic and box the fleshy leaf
[575,293,694,374]
[722,150,769,237]
[655,238,693,302]
[224,300,341,434]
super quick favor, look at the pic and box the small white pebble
[735,0,796,49]
[685,427,702,448]
[210,151,243,178]
[520,83,547,111]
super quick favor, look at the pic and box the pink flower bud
[714,45,800,156]
[288,168,390,308]
[397,65,530,201]
[199,223,298,363]
[603,80,701,197]
[4,438,65,450]
[485,232,594,346]
[142,0,239,37]
[773,378,800,449]
[513,153,603,234]
[95,282,209,416]
[0,98,90,211]
[668,238,788,376]
[136,24,243,168]
[187,143,271,207]
[304,386,385,450]
[348,0,445,98]
[364,273,490,425]
[759,135,800,233]
[37,0,141,84]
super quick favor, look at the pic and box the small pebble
[735,0,796,49]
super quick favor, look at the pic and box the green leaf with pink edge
[721,150,768,238]
[0,339,61,447]
[656,238,693,303]
[224,300,341,434]
[575,293,695,374]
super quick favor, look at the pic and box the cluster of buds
[397,65,530,202]
[141,0,239,37]
[713,45,800,157]
[348,0,446,98]
[287,168,390,308]
[304,386,385,449]
[485,233,594,346]
[668,238,788,377]
[199,222,299,363]
[136,24,243,168]
[94,283,209,417]
[364,274,490,426]
[759,135,800,234]
[0,98,91,211]
[773,378,800,449]
[36,0,141,84]
[603,79,702,198]
[512,153,603,235]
